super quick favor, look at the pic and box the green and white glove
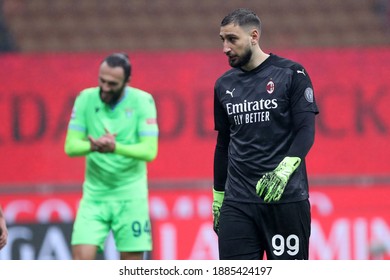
[212,188,225,234]
[256,157,301,202]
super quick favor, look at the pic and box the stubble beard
[229,46,253,69]
[99,85,125,107]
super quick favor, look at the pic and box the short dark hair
[221,8,261,31]
[103,52,132,82]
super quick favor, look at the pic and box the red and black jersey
[213,53,319,203]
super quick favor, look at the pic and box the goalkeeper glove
[212,188,225,234]
[256,157,301,203]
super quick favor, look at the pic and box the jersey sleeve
[214,82,230,133]
[137,93,159,137]
[289,64,319,115]
[67,91,88,134]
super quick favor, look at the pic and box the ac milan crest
[266,80,275,94]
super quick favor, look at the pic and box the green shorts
[71,198,152,252]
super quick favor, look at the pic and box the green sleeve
[64,130,91,157]
[114,136,158,162]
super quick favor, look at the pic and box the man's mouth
[100,91,112,103]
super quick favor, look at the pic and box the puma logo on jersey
[297,69,306,76]
[226,88,235,97]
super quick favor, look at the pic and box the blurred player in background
[212,8,319,260]
[64,53,159,260]
[0,205,8,250]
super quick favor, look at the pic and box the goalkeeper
[212,8,319,260]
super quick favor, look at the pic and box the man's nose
[100,82,111,92]
[223,42,231,55]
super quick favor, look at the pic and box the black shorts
[218,199,311,260]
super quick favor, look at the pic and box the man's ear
[250,28,260,45]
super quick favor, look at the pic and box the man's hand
[89,128,117,153]
[0,216,8,250]
[212,188,225,234]
[256,157,301,202]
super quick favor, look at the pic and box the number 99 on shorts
[272,234,299,257]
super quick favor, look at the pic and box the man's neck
[242,49,269,71]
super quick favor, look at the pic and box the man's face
[98,62,127,106]
[219,23,253,68]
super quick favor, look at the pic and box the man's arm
[0,206,8,250]
[64,130,94,157]
[286,111,316,158]
[212,129,229,234]
[213,130,229,191]
[65,126,158,162]
[115,136,158,162]
[256,111,316,202]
